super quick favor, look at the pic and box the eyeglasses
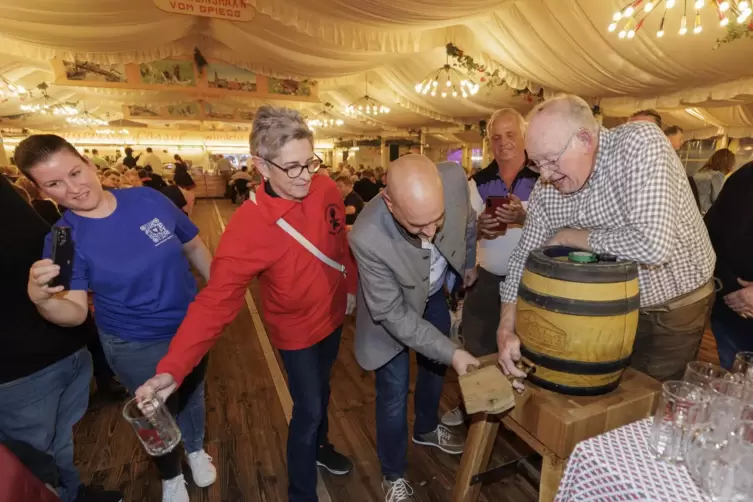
[259,153,322,179]
[530,131,577,173]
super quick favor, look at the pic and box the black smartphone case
[50,227,74,289]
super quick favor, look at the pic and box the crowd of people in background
[0,100,751,502]
[3,149,199,221]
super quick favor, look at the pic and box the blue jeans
[278,327,343,502]
[99,331,208,479]
[375,291,451,480]
[0,349,92,502]
[711,309,753,370]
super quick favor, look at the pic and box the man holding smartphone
[442,108,538,426]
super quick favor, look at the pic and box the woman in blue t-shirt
[20,135,215,502]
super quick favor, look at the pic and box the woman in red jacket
[137,105,357,502]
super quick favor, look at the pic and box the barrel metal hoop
[518,285,640,316]
[527,374,621,396]
[520,345,631,375]
[526,246,638,284]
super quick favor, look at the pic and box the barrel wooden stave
[516,246,639,396]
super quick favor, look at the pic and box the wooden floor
[74,199,721,502]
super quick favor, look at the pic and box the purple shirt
[469,159,539,275]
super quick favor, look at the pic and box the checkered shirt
[500,122,715,307]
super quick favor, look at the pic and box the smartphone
[50,226,74,290]
[485,196,510,232]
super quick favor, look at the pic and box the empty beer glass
[685,424,730,487]
[684,361,732,389]
[123,395,181,456]
[649,380,711,463]
[709,378,746,434]
[733,352,753,383]
[689,420,753,501]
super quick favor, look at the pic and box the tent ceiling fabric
[0,0,752,136]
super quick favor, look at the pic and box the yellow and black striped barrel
[516,246,640,396]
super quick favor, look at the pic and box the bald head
[527,95,598,148]
[385,154,445,241]
[387,154,442,204]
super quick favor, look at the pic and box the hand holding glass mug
[123,393,181,457]
[135,373,178,403]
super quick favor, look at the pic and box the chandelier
[307,113,343,128]
[21,103,78,116]
[414,54,480,99]
[608,0,752,39]
[17,83,80,120]
[0,76,30,101]
[344,77,390,117]
[67,113,107,127]
[307,103,344,129]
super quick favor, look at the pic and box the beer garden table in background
[452,355,662,502]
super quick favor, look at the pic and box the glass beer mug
[123,395,181,456]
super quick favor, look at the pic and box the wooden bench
[452,355,661,502]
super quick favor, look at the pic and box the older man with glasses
[497,94,716,384]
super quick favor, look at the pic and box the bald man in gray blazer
[348,155,479,499]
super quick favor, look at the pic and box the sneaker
[440,407,464,427]
[162,474,189,502]
[412,424,464,455]
[186,449,217,487]
[74,485,123,502]
[316,443,353,475]
[382,478,414,502]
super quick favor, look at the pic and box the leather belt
[642,279,715,313]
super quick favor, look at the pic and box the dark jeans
[375,290,451,480]
[87,334,116,390]
[632,291,714,381]
[99,331,208,480]
[462,266,505,357]
[0,349,91,502]
[711,305,753,370]
[278,327,343,502]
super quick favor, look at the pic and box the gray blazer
[349,161,477,371]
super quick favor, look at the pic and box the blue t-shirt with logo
[43,187,199,342]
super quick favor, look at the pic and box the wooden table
[452,358,661,502]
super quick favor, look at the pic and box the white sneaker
[186,450,217,488]
[382,478,414,502]
[440,407,464,427]
[162,474,189,502]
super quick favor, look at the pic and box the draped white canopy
[1,0,752,139]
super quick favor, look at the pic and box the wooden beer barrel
[516,245,640,396]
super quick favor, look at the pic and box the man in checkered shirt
[497,95,716,383]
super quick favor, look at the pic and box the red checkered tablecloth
[555,418,709,502]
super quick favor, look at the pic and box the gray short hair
[250,105,313,160]
[487,108,526,137]
[527,94,599,135]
